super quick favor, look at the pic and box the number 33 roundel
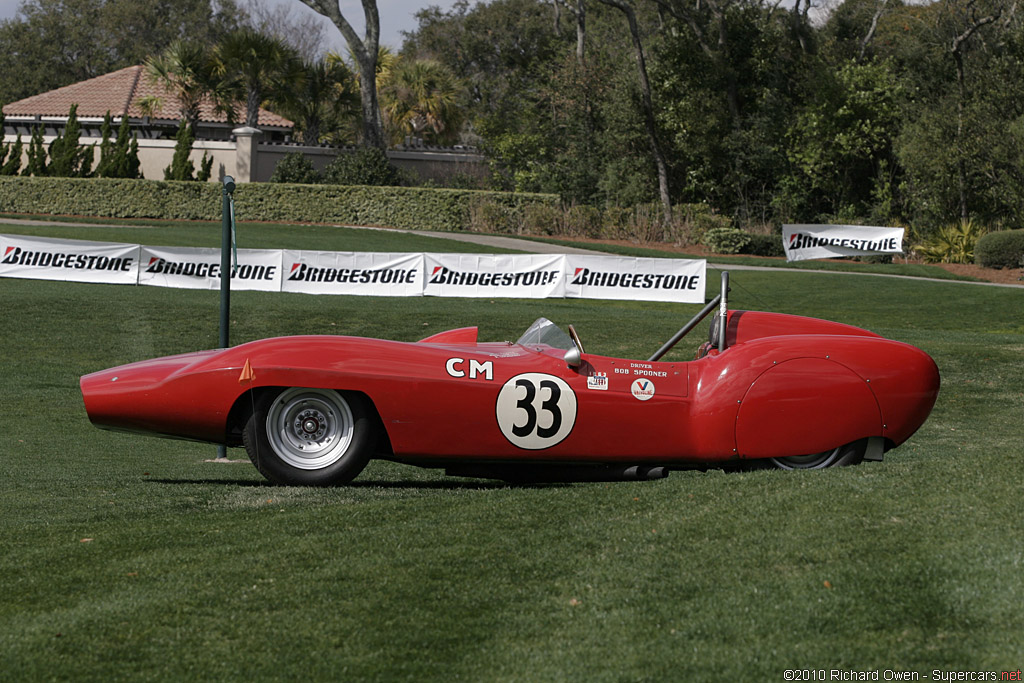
[495,373,578,449]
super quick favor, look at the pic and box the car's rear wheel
[243,387,377,486]
[768,440,865,470]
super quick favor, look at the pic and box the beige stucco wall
[2,132,488,184]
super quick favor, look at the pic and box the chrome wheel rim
[266,388,354,470]
[770,447,843,470]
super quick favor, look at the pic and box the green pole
[219,175,235,349]
[217,176,235,461]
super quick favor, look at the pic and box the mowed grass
[1,222,1022,681]
[0,216,522,254]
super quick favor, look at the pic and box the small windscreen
[516,318,574,351]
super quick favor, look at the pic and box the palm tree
[273,57,360,145]
[214,28,298,128]
[144,41,221,130]
[379,58,467,146]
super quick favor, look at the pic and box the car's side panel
[366,350,692,462]
[734,358,881,458]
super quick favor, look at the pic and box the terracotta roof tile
[2,65,292,128]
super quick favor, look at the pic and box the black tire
[242,387,377,486]
[768,439,866,470]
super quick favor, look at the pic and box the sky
[0,0,461,50]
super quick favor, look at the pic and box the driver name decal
[496,373,577,449]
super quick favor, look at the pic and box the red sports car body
[81,277,940,484]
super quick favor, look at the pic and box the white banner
[281,250,423,296]
[783,224,905,262]
[139,246,282,291]
[423,253,564,298]
[564,254,706,304]
[1,234,712,304]
[0,233,139,284]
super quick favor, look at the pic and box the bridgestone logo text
[788,233,900,252]
[288,263,417,284]
[571,268,700,290]
[147,258,277,280]
[428,267,559,287]
[2,247,133,271]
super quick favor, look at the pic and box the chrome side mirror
[565,324,585,369]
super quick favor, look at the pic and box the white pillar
[232,126,262,183]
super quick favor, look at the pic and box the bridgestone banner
[564,254,706,304]
[783,224,905,262]
[0,234,139,284]
[140,246,282,291]
[1,234,708,303]
[282,251,423,297]
[424,253,564,299]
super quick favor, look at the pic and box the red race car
[80,273,940,485]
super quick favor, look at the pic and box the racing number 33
[496,373,577,450]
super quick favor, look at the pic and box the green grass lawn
[1,222,1022,680]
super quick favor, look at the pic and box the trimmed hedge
[975,229,1024,269]
[0,176,558,232]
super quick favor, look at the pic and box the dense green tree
[214,28,300,128]
[271,57,359,145]
[653,0,812,222]
[777,59,903,222]
[164,120,199,181]
[23,126,47,176]
[94,112,115,177]
[403,0,568,134]
[95,112,141,179]
[0,110,23,176]
[144,40,225,130]
[0,0,244,104]
[379,58,467,145]
[47,104,93,177]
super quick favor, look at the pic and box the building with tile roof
[2,65,292,141]
[2,65,487,184]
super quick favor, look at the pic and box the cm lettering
[445,358,494,380]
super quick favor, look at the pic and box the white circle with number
[495,373,577,450]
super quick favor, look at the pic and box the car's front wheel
[768,440,865,470]
[243,387,377,486]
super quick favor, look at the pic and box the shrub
[975,229,1024,269]
[684,204,731,244]
[600,207,631,240]
[322,147,404,186]
[564,205,602,239]
[702,226,752,254]
[740,233,784,257]
[915,219,986,264]
[270,153,321,185]
[467,198,524,234]
[522,203,563,236]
